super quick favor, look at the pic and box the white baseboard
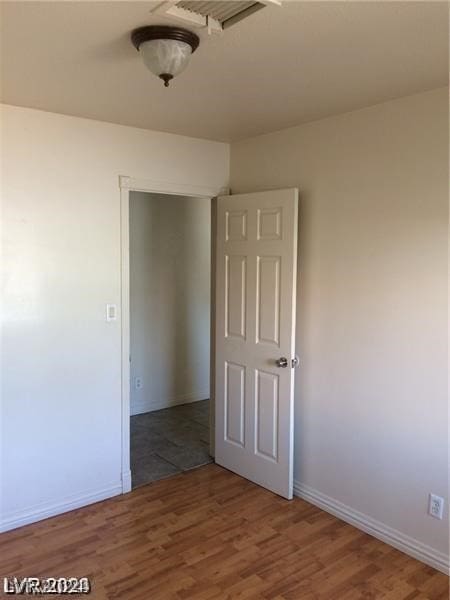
[294,481,450,576]
[131,390,209,416]
[0,482,122,533]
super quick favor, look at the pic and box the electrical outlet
[428,494,444,520]
[134,377,143,390]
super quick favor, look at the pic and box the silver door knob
[276,357,288,368]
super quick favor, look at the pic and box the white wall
[129,192,210,415]
[0,105,228,530]
[230,88,449,567]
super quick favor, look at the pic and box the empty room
[1,1,449,599]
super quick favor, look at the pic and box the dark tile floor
[130,399,212,489]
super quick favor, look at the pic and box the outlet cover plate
[428,493,444,520]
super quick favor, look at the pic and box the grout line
[153,452,183,471]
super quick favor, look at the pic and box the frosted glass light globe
[140,39,193,86]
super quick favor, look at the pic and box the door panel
[215,188,298,499]
[225,255,247,340]
[257,207,282,241]
[225,361,246,447]
[226,210,248,242]
[255,369,279,461]
[256,256,281,346]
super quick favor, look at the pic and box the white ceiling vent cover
[178,2,264,29]
[151,1,280,32]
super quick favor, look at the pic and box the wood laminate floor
[0,464,447,599]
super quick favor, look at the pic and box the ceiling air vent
[151,1,280,33]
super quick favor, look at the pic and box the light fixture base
[131,25,200,53]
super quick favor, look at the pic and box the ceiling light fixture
[131,25,200,87]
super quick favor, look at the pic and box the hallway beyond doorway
[131,399,212,488]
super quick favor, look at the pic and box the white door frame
[119,175,227,493]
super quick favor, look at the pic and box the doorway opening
[128,191,213,489]
[121,178,297,499]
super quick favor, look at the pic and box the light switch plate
[106,304,117,322]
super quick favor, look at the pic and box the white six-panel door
[215,189,298,499]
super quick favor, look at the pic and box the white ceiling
[1,1,448,142]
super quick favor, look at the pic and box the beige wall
[0,104,228,530]
[230,88,449,560]
[129,192,210,415]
